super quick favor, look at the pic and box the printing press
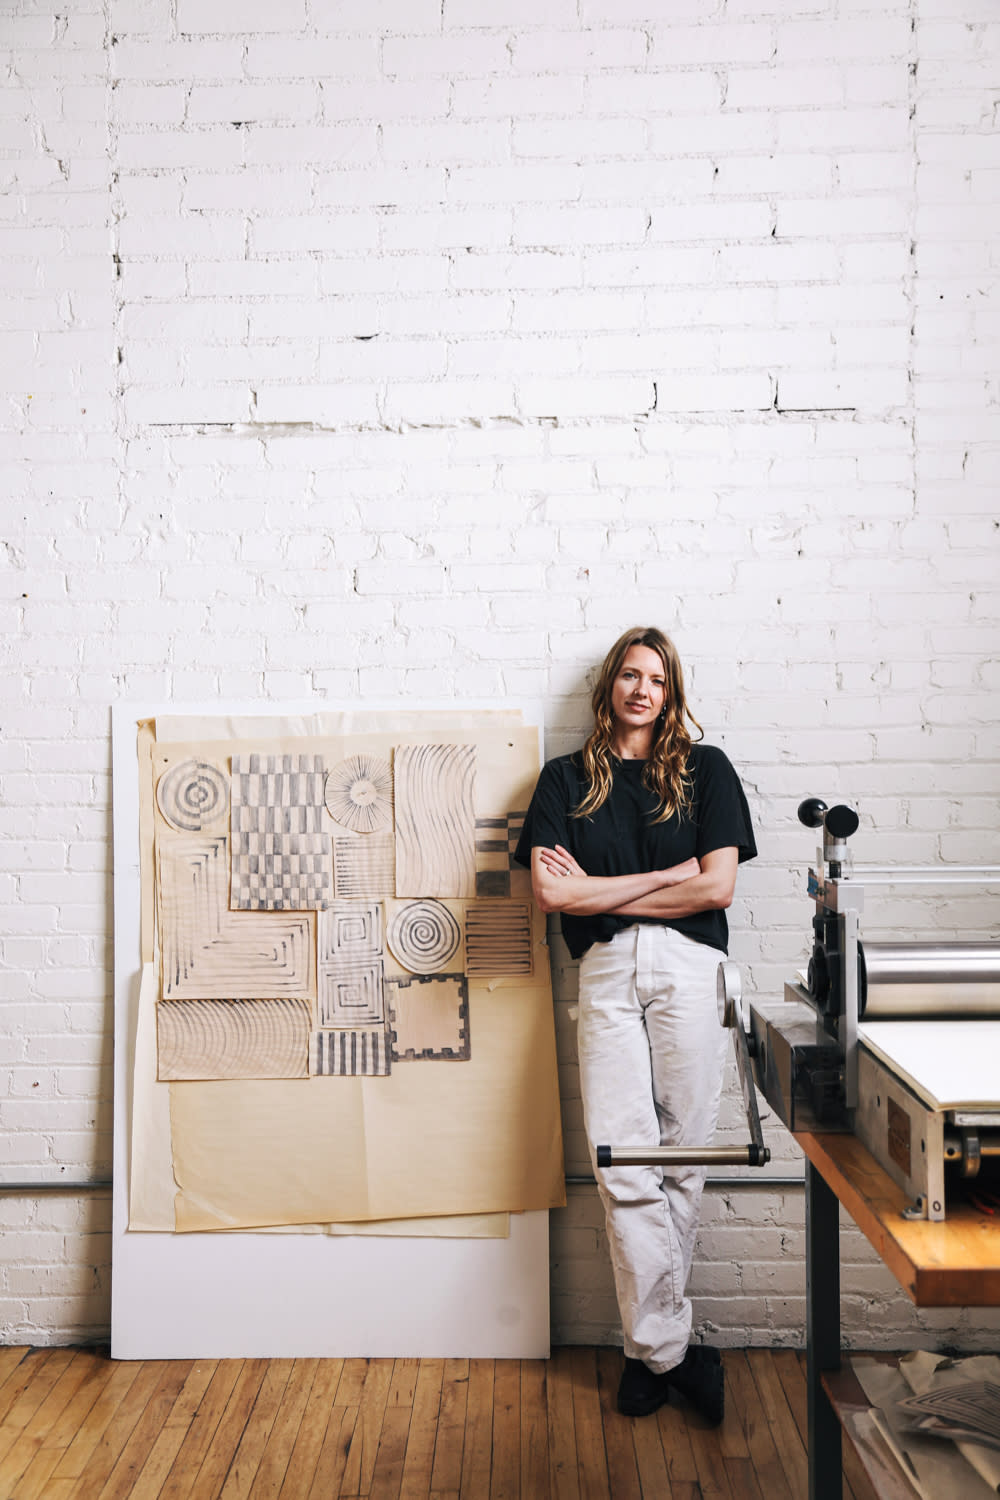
[742,798,1000,1222]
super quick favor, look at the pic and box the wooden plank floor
[0,1345,882,1499]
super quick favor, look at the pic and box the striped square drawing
[333,833,395,899]
[231,753,332,911]
[387,974,470,1062]
[465,902,533,977]
[311,1028,391,1076]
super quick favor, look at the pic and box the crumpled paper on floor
[851,1354,999,1499]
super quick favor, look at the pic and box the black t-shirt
[514,743,757,960]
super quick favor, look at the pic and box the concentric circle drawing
[156,759,230,833]
[387,900,461,975]
[325,754,393,834]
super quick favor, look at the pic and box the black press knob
[824,804,859,840]
[798,797,828,829]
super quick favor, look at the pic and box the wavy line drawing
[387,900,461,975]
[157,997,310,1080]
[387,974,470,1062]
[158,836,314,1000]
[325,754,393,834]
[394,743,476,898]
[156,759,230,833]
[465,902,533,977]
[334,833,395,899]
[311,1028,391,1076]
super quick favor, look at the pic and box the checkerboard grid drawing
[230,754,332,911]
[475,811,527,866]
[474,810,527,898]
[231,831,332,912]
[232,754,327,826]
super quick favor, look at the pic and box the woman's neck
[611,725,654,761]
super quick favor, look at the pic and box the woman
[515,626,756,1422]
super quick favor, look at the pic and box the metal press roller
[746,798,1000,1221]
[597,797,1000,1221]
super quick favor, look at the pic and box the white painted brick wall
[1,0,998,1351]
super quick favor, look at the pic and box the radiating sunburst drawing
[325,754,393,834]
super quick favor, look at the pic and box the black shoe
[616,1347,725,1424]
[616,1357,673,1417]
[666,1345,725,1426]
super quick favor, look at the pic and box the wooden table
[794,1130,1000,1500]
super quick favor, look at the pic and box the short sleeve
[513,757,577,868]
[693,746,757,864]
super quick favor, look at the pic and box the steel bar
[596,1145,769,1168]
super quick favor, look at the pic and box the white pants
[577,924,728,1373]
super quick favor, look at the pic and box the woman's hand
[538,844,586,879]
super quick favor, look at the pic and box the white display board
[111,702,552,1360]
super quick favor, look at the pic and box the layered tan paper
[132,712,563,1235]
[130,959,512,1238]
[170,961,562,1231]
[129,961,177,1231]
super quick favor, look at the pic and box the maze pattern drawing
[158,836,315,1001]
[317,903,385,1027]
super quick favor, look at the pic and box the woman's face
[610,644,667,732]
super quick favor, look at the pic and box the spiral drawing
[387,900,461,975]
[156,759,230,833]
[325,754,393,834]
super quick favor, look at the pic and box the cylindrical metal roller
[596,1145,770,1168]
[863,942,1000,1018]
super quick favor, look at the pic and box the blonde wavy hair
[573,626,703,824]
